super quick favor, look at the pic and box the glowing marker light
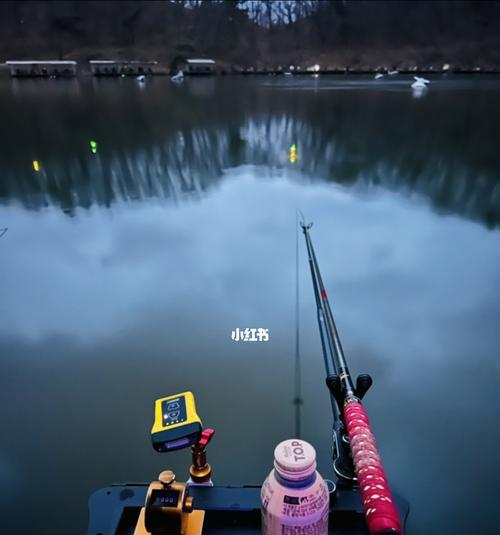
[33,160,40,172]
[90,140,97,154]
[289,144,297,164]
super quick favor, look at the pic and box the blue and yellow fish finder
[151,392,203,452]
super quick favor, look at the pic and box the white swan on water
[374,73,384,80]
[136,75,145,82]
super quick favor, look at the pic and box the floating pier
[5,60,77,77]
[184,59,216,75]
[89,60,159,76]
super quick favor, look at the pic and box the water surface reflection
[1,77,499,227]
[0,77,499,535]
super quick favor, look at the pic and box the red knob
[198,428,215,448]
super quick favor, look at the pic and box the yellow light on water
[289,144,297,163]
[33,160,40,172]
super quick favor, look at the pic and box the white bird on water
[374,73,384,80]
[411,76,430,98]
[411,76,430,89]
[171,70,184,83]
[388,69,399,75]
[136,75,145,82]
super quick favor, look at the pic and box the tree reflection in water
[0,76,498,228]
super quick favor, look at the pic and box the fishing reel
[134,392,215,535]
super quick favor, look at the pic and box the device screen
[161,396,187,426]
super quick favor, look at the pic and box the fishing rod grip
[344,401,402,534]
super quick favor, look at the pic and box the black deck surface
[87,484,409,535]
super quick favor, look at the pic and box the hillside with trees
[1,1,500,70]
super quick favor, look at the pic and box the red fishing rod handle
[344,401,402,534]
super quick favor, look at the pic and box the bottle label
[262,477,274,512]
[261,476,329,535]
[280,484,328,519]
[281,513,328,535]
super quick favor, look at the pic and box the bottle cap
[274,439,317,481]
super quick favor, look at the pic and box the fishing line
[294,209,303,438]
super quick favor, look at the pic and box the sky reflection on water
[0,76,499,535]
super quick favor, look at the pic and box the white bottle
[261,439,330,535]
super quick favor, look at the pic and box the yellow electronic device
[151,392,202,452]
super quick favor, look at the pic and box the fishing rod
[300,217,402,535]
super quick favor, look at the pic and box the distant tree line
[0,1,499,68]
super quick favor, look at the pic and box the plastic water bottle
[261,439,330,535]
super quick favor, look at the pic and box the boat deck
[87,484,409,535]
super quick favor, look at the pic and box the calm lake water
[0,74,499,535]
